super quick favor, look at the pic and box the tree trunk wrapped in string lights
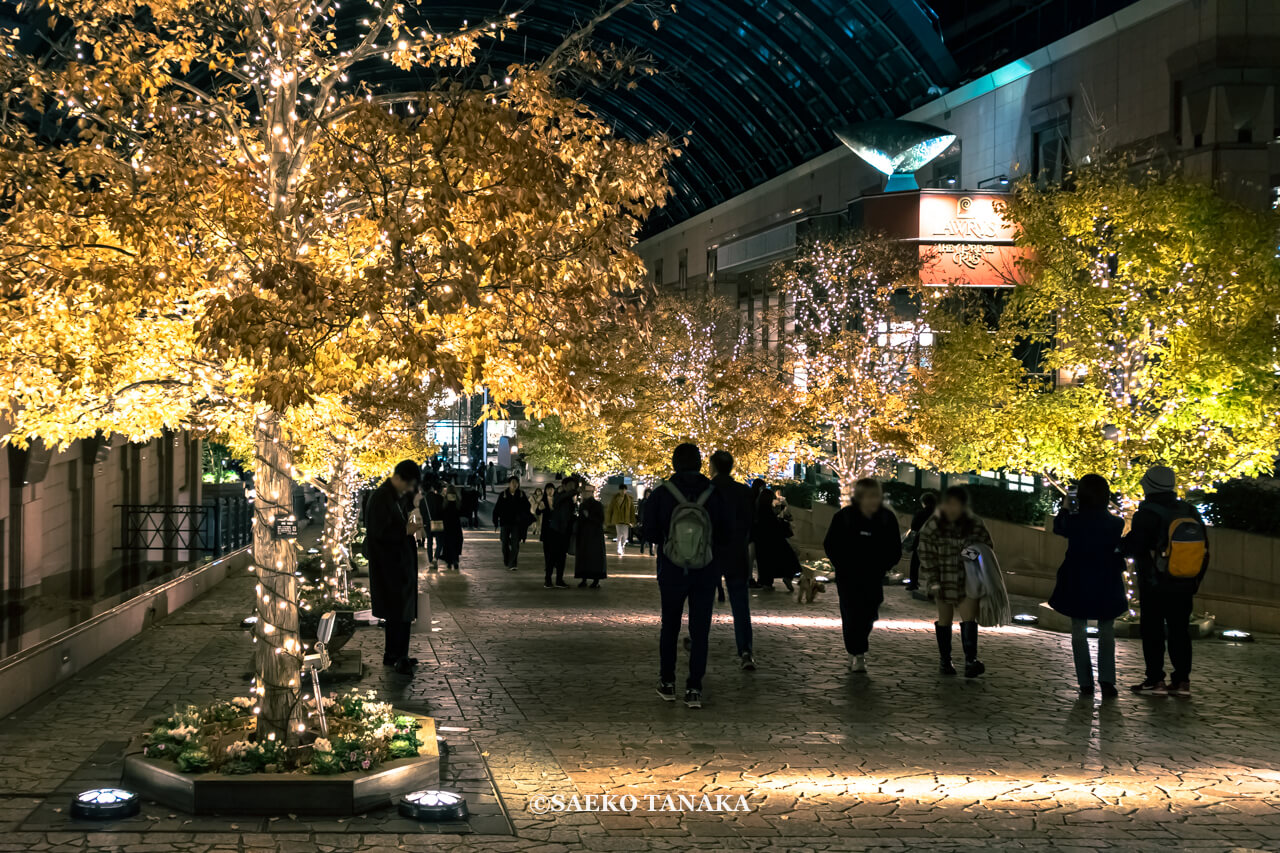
[249,414,306,743]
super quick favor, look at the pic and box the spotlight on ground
[1220,629,1254,642]
[71,788,140,820]
[1012,614,1039,625]
[240,615,259,631]
[399,789,468,821]
[1086,626,1099,636]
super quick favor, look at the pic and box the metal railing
[116,499,252,558]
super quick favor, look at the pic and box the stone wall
[788,502,1280,633]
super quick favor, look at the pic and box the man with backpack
[642,443,726,709]
[1123,465,1209,697]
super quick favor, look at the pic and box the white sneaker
[849,655,867,673]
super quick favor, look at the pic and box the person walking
[752,488,798,592]
[438,485,465,571]
[362,460,422,675]
[605,483,636,558]
[823,478,903,673]
[493,477,528,570]
[574,484,608,588]
[918,486,995,677]
[535,481,556,568]
[709,450,756,670]
[644,443,726,709]
[635,493,655,556]
[422,480,444,571]
[904,491,937,592]
[544,477,578,588]
[1049,474,1126,698]
[1123,466,1209,697]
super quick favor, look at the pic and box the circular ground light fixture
[1220,629,1254,642]
[71,788,140,820]
[1086,626,1099,636]
[240,615,259,631]
[399,789,469,821]
[1012,614,1039,625]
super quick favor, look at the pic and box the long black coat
[572,497,608,580]
[823,505,903,596]
[439,500,464,563]
[711,474,753,580]
[753,505,801,585]
[535,492,556,542]
[364,480,414,622]
[1050,509,1127,620]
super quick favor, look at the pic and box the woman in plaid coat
[918,486,995,678]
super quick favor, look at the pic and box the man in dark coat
[493,477,529,570]
[363,459,422,675]
[905,491,937,591]
[710,450,756,671]
[823,478,902,673]
[1122,465,1209,697]
[544,477,579,588]
[643,443,728,709]
[421,478,444,570]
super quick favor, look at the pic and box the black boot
[961,621,985,678]
[935,622,956,675]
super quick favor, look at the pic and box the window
[652,258,664,288]
[1032,119,1070,187]
[677,249,688,298]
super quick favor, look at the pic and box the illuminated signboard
[917,192,1025,287]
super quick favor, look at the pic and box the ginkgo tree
[779,233,936,504]
[7,0,671,742]
[519,296,803,482]
[914,159,1280,503]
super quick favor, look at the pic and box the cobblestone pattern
[0,526,1278,852]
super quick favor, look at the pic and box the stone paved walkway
[1,526,1278,852]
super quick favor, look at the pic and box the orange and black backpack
[1142,500,1208,581]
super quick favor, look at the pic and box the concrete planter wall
[122,713,439,815]
[788,503,1280,632]
[0,548,251,720]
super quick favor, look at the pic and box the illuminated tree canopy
[914,161,1280,500]
[2,0,670,741]
[519,296,802,482]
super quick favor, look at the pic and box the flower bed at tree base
[121,712,438,815]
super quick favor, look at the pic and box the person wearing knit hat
[1139,465,1177,496]
[1122,465,1210,698]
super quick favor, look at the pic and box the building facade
[637,0,1280,336]
[0,432,205,657]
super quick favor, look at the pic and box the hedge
[882,480,1055,526]
[1200,479,1280,537]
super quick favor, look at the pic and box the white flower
[229,697,254,710]
[313,738,333,753]
[169,724,199,742]
[225,740,253,758]
[372,722,397,741]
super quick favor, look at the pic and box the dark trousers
[543,534,567,583]
[836,575,884,656]
[383,619,411,664]
[724,573,753,656]
[658,569,719,690]
[500,525,522,568]
[908,549,921,586]
[1141,582,1195,683]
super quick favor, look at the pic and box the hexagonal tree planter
[122,712,439,815]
